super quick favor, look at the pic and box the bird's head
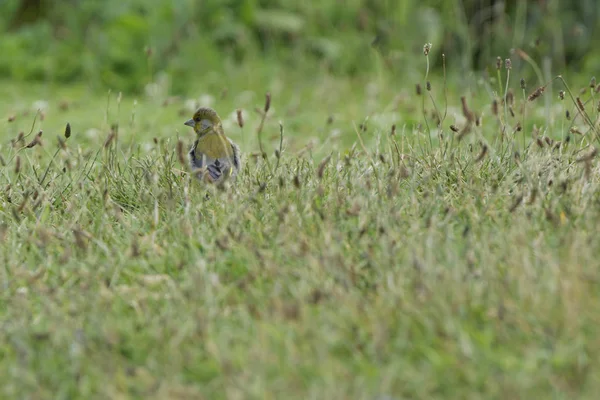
[184,107,222,136]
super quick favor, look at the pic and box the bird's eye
[194,116,200,122]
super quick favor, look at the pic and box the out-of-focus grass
[1,56,600,399]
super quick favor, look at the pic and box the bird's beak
[184,119,195,127]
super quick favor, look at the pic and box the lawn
[1,52,600,399]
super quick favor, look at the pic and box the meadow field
[1,1,600,398]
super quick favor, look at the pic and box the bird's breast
[195,134,234,160]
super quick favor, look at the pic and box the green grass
[1,57,600,399]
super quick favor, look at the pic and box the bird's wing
[206,159,225,181]
[188,140,204,169]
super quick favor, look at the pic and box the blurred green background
[0,0,598,93]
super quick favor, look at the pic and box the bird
[184,107,241,183]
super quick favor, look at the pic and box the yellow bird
[184,107,241,183]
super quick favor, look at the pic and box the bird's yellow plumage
[196,132,234,159]
[184,106,241,183]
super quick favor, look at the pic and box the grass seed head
[475,143,488,162]
[457,124,472,141]
[177,139,186,166]
[104,132,115,148]
[496,56,502,70]
[25,131,43,148]
[236,108,244,128]
[528,87,545,101]
[64,123,71,139]
[264,92,271,113]
[317,154,332,180]
[461,96,474,122]
[423,43,432,56]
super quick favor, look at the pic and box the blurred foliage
[0,0,598,93]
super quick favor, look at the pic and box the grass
[1,54,600,399]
